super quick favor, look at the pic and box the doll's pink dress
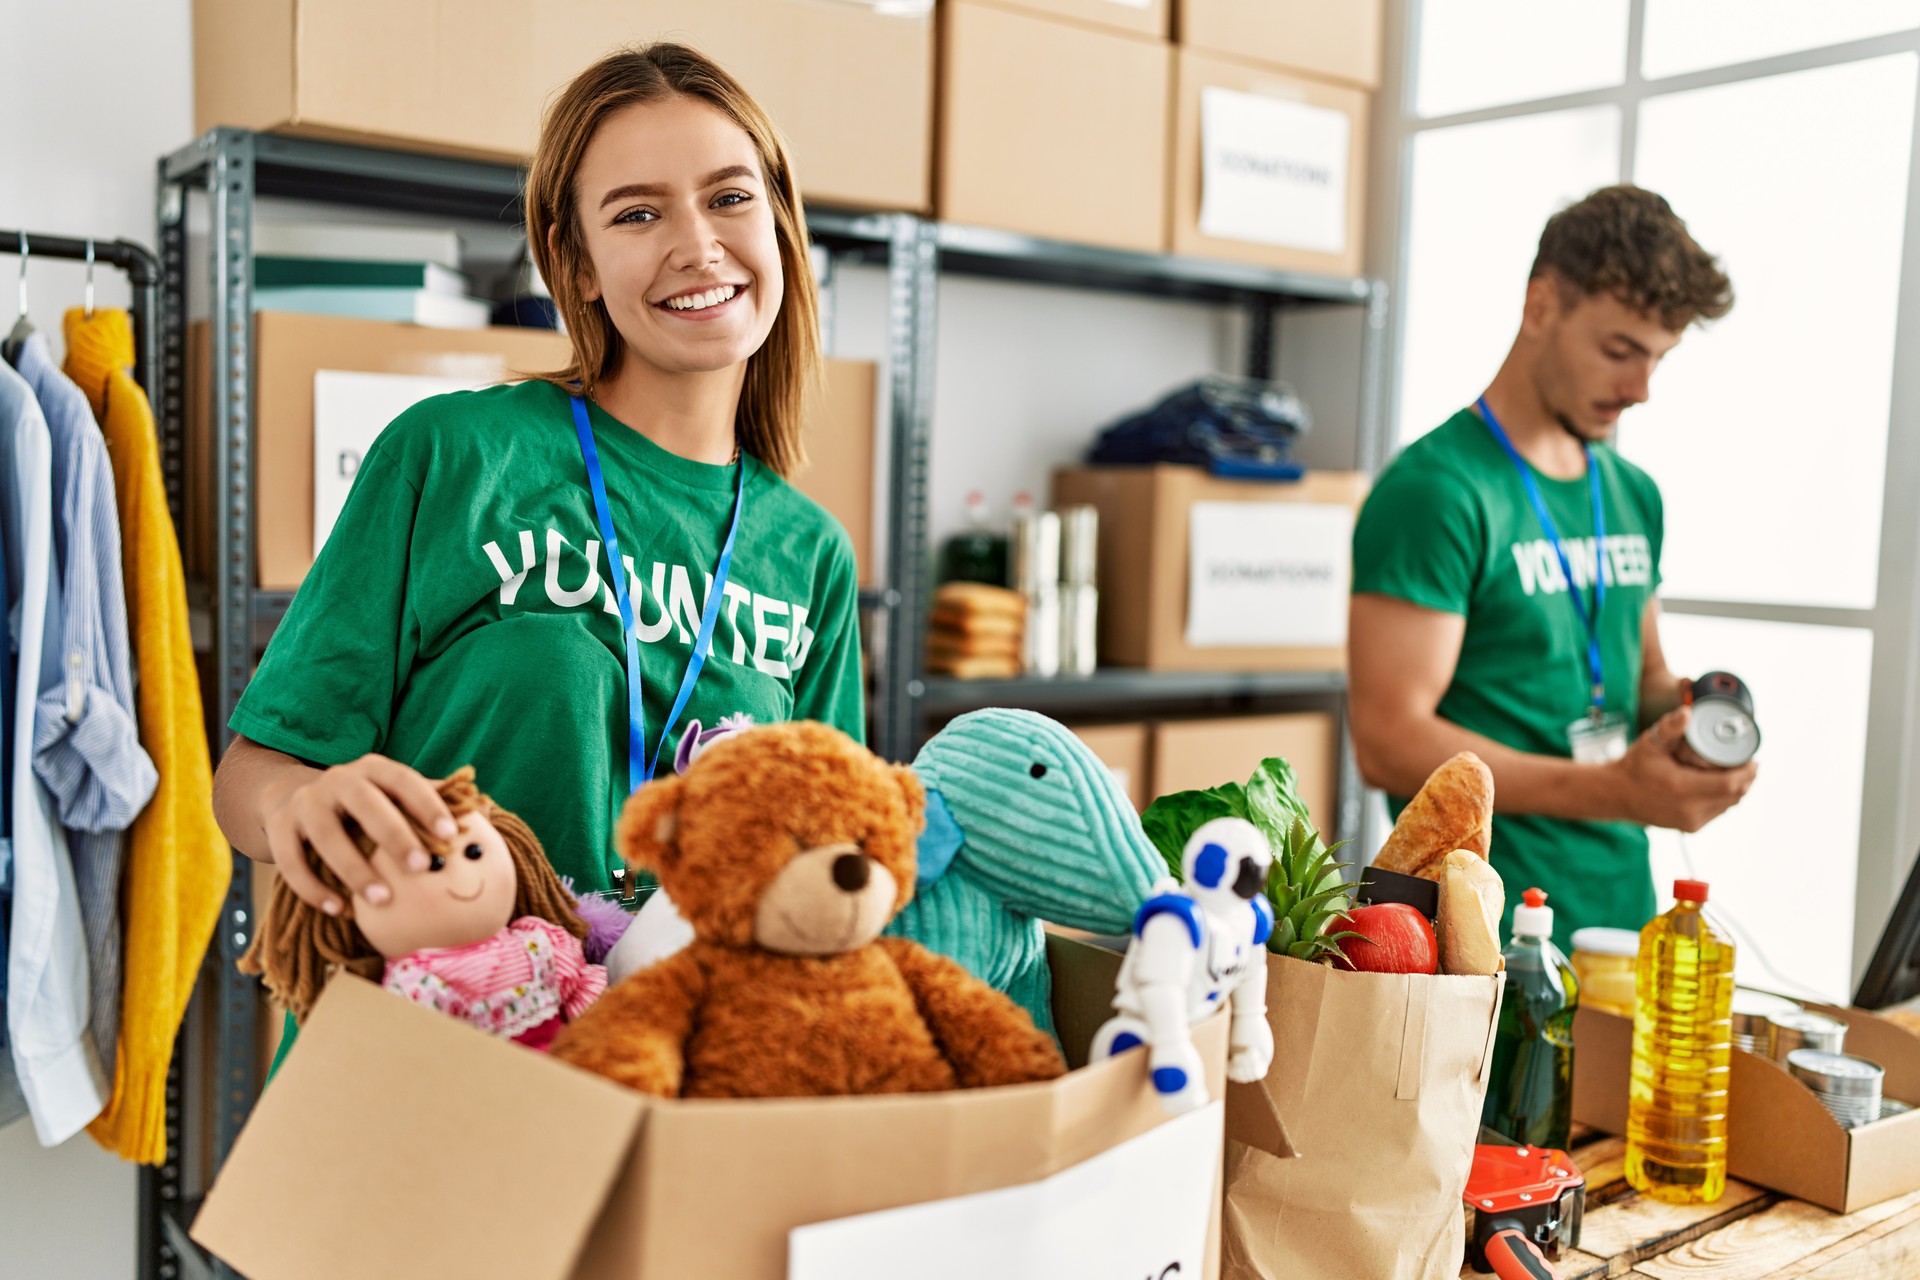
[383,916,607,1049]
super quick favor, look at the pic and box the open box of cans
[1570,996,1920,1214]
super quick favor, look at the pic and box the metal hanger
[7,229,33,350]
[84,237,95,320]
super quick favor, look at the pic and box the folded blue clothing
[1088,375,1310,481]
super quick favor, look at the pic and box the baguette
[1375,751,1494,880]
[1439,850,1505,977]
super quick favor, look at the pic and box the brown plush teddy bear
[550,722,1066,1097]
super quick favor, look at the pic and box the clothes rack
[1,229,162,412]
[3,227,174,1280]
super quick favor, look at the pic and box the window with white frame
[1384,2,1920,1001]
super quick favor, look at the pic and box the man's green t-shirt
[233,377,866,895]
[1352,407,1665,951]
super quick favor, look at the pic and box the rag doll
[241,767,606,1050]
[550,722,1066,1097]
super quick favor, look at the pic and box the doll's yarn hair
[240,767,586,1023]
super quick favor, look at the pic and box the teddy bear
[549,721,1067,1098]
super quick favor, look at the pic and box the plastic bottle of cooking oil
[1625,879,1736,1205]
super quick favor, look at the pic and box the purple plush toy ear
[569,884,636,965]
[672,720,706,776]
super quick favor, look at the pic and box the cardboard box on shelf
[790,359,879,587]
[938,1,1172,253]
[1177,0,1383,89]
[1571,999,1920,1214]
[1169,48,1370,278]
[193,0,934,212]
[1064,722,1152,811]
[1150,713,1335,833]
[188,314,878,590]
[986,0,1168,39]
[1051,465,1369,673]
[191,934,1281,1280]
[187,313,567,589]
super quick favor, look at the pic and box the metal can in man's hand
[1680,671,1761,768]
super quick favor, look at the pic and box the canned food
[1768,1010,1848,1062]
[1682,671,1761,768]
[1731,989,1803,1055]
[1787,1050,1884,1128]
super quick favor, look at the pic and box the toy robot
[1090,816,1276,1114]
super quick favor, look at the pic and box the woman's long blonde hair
[525,43,820,478]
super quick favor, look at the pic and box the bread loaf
[1374,751,1494,880]
[1439,850,1505,977]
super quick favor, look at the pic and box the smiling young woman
[211,44,864,980]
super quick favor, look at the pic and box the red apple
[1333,903,1439,975]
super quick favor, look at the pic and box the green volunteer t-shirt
[1352,407,1665,951]
[234,377,866,895]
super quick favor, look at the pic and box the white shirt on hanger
[0,355,107,1144]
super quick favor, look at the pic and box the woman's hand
[264,754,458,916]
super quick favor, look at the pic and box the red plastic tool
[1463,1142,1586,1279]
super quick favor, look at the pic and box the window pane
[1624,56,1915,609]
[1416,0,1629,117]
[1398,109,1619,444]
[1646,615,1873,1004]
[1644,1,1920,80]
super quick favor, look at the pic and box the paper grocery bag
[1221,958,1505,1280]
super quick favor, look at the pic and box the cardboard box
[193,0,934,212]
[189,314,878,590]
[939,2,1172,253]
[1150,713,1335,832]
[192,935,1266,1279]
[987,0,1169,39]
[1064,722,1152,811]
[1177,0,1382,89]
[1051,465,1369,672]
[188,313,569,589]
[1571,1000,1920,1214]
[790,359,880,587]
[1170,49,1369,277]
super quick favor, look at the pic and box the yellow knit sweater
[63,307,229,1164]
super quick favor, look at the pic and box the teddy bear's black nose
[832,852,871,892]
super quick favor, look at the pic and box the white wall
[0,2,194,1273]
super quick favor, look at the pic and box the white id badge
[1568,711,1630,763]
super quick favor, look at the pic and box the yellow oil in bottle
[1625,879,1736,1205]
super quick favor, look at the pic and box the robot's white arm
[1132,913,1199,1045]
[1226,943,1274,1084]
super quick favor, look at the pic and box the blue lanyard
[1476,397,1607,711]
[570,395,745,790]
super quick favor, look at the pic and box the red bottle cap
[1522,888,1547,909]
[1674,879,1710,903]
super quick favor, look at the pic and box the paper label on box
[787,1101,1222,1279]
[313,370,485,552]
[1185,501,1352,647]
[1198,86,1350,253]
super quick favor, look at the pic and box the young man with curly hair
[1348,185,1757,948]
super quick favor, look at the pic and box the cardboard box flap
[1727,1049,1855,1207]
[604,1020,1229,1277]
[192,975,646,1280]
[1225,1078,1298,1159]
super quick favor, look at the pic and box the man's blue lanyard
[570,395,745,791]
[1476,396,1608,713]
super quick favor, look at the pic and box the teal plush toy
[886,708,1165,1035]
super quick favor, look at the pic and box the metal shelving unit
[147,126,1388,1278]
